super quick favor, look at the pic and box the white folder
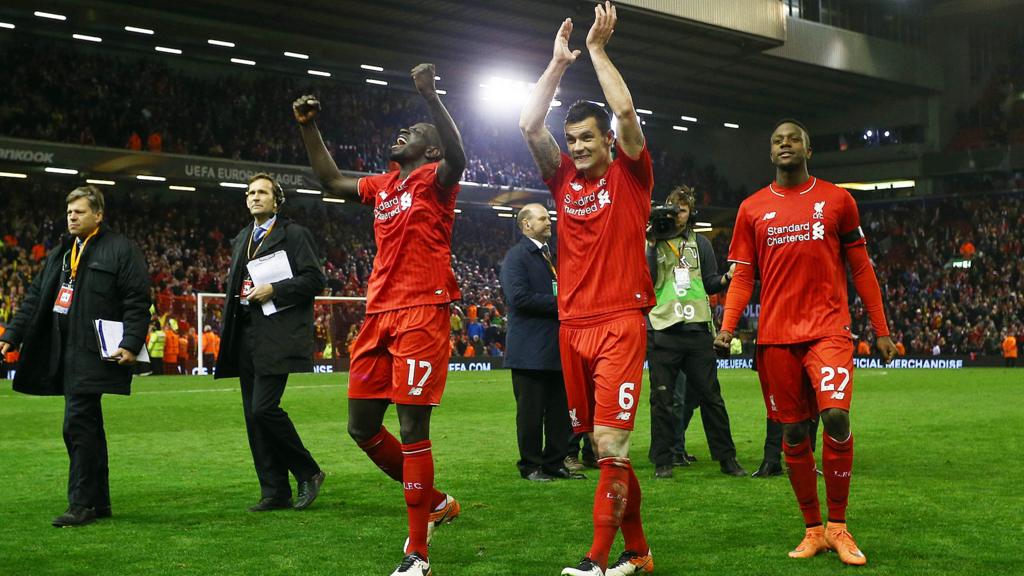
[246,250,294,315]
[94,319,150,362]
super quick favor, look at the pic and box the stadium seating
[0,38,745,204]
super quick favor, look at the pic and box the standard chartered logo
[765,221,826,246]
[812,221,825,240]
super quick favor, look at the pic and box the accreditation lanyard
[247,219,276,260]
[70,227,100,282]
[540,245,558,296]
[241,220,276,305]
[664,237,693,292]
[540,247,557,280]
[54,227,99,314]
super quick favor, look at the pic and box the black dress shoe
[751,460,784,478]
[525,470,554,482]
[547,467,586,480]
[719,457,748,477]
[671,453,690,467]
[654,465,674,479]
[294,470,326,510]
[52,505,96,527]
[248,497,293,512]
[683,451,697,463]
[581,455,599,469]
[95,506,112,518]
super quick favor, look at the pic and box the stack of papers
[246,250,294,315]
[94,319,150,362]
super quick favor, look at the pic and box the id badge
[673,266,691,294]
[53,283,74,314]
[240,278,254,306]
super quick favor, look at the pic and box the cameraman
[646,186,746,478]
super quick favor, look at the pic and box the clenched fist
[292,94,321,125]
[411,63,438,98]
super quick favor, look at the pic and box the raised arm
[586,1,644,159]
[411,63,466,189]
[520,18,579,181]
[293,95,361,202]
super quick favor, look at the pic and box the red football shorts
[559,311,647,433]
[755,335,855,423]
[348,304,450,406]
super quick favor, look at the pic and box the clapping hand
[553,18,582,66]
[586,1,617,53]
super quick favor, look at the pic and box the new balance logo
[762,211,776,221]
[379,191,388,199]
[813,201,826,220]
[615,412,632,421]
[570,182,584,191]
[408,387,424,396]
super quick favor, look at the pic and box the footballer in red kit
[294,63,464,576]
[521,4,655,575]
[714,119,898,567]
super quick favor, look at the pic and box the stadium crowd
[0,180,515,367]
[0,39,745,204]
[2,177,1021,367]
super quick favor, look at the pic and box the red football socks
[823,432,854,524]
[401,440,435,559]
[619,463,649,556]
[589,457,631,569]
[783,437,823,527]
[358,427,446,509]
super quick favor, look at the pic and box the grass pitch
[0,367,1021,575]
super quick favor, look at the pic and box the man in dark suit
[500,203,582,481]
[1,185,150,527]
[215,173,327,511]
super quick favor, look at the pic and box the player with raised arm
[713,119,897,566]
[520,3,655,575]
[294,63,465,576]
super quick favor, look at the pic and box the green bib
[649,230,713,331]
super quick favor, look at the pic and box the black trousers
[762,417,820,464]
[569,432,596,461]
[238,323,319,499]
[511,369,571,477]
[63,391,110,510]
[648,329,737,467]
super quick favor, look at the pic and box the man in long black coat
[1,185,150,527]
[215,173,327,511]
[500,203,581,481]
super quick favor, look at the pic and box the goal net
[195,293,367,375]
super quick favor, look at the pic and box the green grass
[0,368,1021,575]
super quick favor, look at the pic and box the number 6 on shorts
[618,382,636,410]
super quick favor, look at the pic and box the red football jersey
[544,143,655,321]
[358,163,461,314]
[727,176,865,344]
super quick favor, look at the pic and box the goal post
[195,293,367,374]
